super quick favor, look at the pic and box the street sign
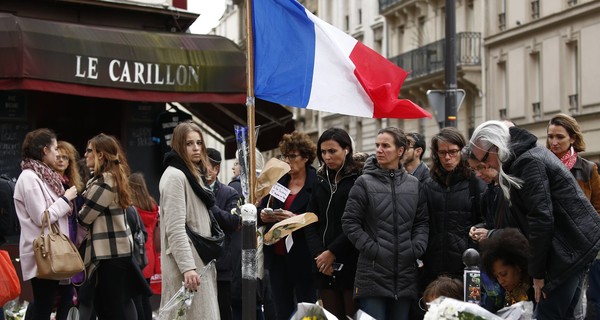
[427,89,466,127]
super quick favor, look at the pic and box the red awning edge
[0,79,246,104]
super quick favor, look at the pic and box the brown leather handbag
[33,210,85,280]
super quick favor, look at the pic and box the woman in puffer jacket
[342,127,428,320]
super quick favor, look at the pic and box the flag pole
[243,0,257,319]
[245,1,256,205]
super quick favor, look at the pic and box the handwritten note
[269,182,291,203]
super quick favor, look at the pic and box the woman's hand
[469,226,489,242]
[260,209,279,223]
[274,209,295,221]
[533,278,546,303]
[65,186,78,201]
[315,250,336,276]
[183,269,201,292]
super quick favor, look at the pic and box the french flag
[252,0,432,119]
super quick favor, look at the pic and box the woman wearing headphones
[304,128,362,320]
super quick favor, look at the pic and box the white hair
[470,120,523,200]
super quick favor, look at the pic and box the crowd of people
[3,113,600,320]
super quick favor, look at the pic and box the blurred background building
[211,0,600,165]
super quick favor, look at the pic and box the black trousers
[218,280,232,320]
[94,257,137,320]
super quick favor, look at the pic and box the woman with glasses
[13,128,78,320]
[420,127,486,291]
[259,131,317,320]
[51,141,86,318]
[342,127,428,320]
[79,133,148,319]
[469,120,600,319]
[304,128,362,319]
[158,122,220,319]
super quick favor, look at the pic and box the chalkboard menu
[0,122,29,180]
[126,103,162,201]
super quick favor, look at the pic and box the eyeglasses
[85,148,93,153]
[279,153,300,161]
[470,163,489,173]
[56,155,69,161]
[437,149,461,158]
[479,146,495,164]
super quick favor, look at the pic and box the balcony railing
[379,0,406,13]
[388,32,482,81]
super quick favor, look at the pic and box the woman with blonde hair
[159,121,220,319]
[79,133,144,319]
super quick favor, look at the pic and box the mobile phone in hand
[263,208,274,215]
[332,263,344,271]
[273,208,284,214]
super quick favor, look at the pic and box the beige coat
[158,166,220,320]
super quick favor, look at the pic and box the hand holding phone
[332,263,344,271]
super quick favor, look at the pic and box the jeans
[357,297,411,320]
[536,270,585,320]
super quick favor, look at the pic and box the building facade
[485,0,600,161]
[214,0,600,163]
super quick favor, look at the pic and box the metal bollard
[463,248,481,304]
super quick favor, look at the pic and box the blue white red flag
[252,0,432,119]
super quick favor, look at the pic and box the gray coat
[342,156,428,299]
[158,166,220,320]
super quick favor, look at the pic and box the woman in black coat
[259,131,318,320]
[342,127,428,320]
[304,128,362,320]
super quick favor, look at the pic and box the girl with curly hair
[481,228,533,307]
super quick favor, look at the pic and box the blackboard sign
[0,122,29,180]
[0,92,27,120]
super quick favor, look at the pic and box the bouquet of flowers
[290,302,337,320]
[424,296,501,320]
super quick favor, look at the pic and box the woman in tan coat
[159,121,220,319]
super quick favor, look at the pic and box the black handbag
[185,210,224,264]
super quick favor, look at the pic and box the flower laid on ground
[424,296,500,320]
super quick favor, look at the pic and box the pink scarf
[559,146,578,170]
[21,158,65,196]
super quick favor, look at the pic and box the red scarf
[21,158,65,196]
[559,146,578,170]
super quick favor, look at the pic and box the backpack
[0,175,19,240]
[126,206,148,270]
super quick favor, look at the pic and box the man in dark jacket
[469,120,600,319]
[402,132,430,183]
[206,148,241,320]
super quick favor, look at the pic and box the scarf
[21,158,64,196]
[560,146,578,170]
[163,150,215,208]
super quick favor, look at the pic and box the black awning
[184,98,295,159]
[0,13,246,103]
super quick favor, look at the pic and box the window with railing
[498,13,506,30]
[499,108,507,119]
[532,102,541,119]
[388,32,482,81]
[569,94,579,114]
[531,0,540,19]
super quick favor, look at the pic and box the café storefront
[0,12,295,191]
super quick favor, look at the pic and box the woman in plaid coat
[79,133,144,319]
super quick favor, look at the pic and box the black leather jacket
[504,127,600,293]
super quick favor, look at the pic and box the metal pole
[444,0,457,127]
[243,0,257,318]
